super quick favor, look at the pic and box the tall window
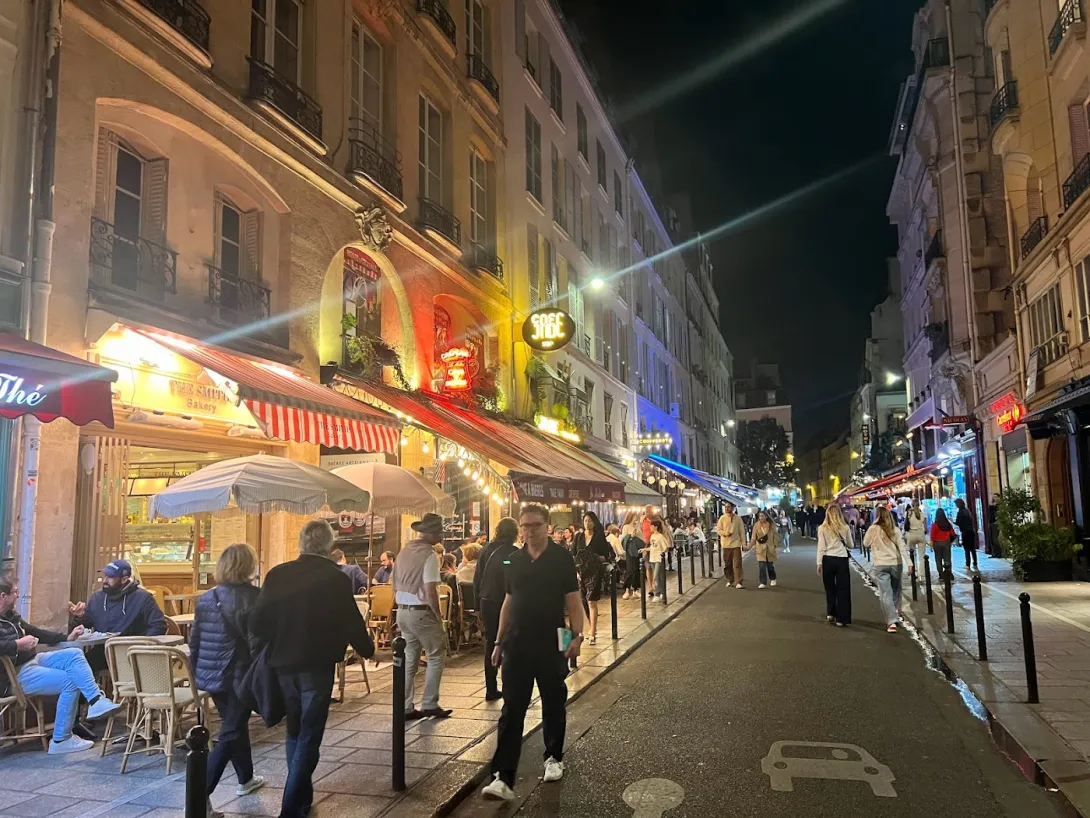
[549,59,563,119]
[251,0,301,82]
[613,170,623,216]
[551,143,565,229]
[418,95,443,201]
[1028,283,1067,365]
[469,149,489,246]
[114,147,143,241]
[350,21,382,134]
[576,104,587,160]
[218,200,242,277]
[1076,256,1090,341]
[466,0,486,60]
[525,108,542,203]
[596,140,607,189]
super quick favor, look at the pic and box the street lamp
[589,276,605,292]
[885,372,902,386]
[862,413,871,422]
[726,419,736,428]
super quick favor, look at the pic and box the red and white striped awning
[246,399,400,452]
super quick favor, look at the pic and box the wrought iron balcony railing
[1064,152,1090,209]
[988,81,1018,130]
[348,119,403,202]
[924,229,943,268]
[137,0,210,52]
[468,242,503,280]
[247,59,323,144]
[207,265,271,320]
[418,198,461,248]
[89,217,177,297]
[1020,216,1049,260]
[468,53,500,103]
[416,0,456,46]
[1050,0,1084,55]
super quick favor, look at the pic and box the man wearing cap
[71,559,166,638]
[393,512,452,719]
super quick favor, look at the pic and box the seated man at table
[372,551,395,584]
[331,549,368,595]
[71,559,166,638]
[0,575,122,753]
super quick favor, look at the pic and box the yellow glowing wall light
[536,415,582,443]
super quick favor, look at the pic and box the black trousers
[624,557,642,591]
[491,646,568,786]
[207,690,254,794]
[821,555,852,624]
[481,599,502,696]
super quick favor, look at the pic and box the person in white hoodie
[866,507,909,633]
[903,499,927,578]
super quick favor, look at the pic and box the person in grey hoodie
[864,507,909,633]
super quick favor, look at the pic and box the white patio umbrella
[149,454,371,519]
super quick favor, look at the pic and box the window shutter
[543,237,555,302]
[242,210,262,280]
[1027,181,1043,223]
[140,158,169,244]
[527,224,539,309]
[564,160,574,233]
[551,144,560,221]
[514,0,525,60]
[1070,103,1090,163]
[94,129,120,221]
[482,5,493,67]
[540,34,550,99]
[1000,50,1012,86]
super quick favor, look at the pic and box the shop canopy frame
[845,462,942,499]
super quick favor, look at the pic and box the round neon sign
[522,308,575,352]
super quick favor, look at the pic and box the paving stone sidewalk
[0,556,720,818]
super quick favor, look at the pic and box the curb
[847,552,1089,818]
[378,569,721,818]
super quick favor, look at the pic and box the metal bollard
[910,550,918,601]
[690,545,696,587]
[610,565,619,640]
[392,636,407,791]
[1019,593,1040,704]
[924,553,934,615]
[639,554,647,620]
[184,725,210,818]
[678,551,684,595]
[943,570,955,634]
[973,575,988,662]
[661,561,668,606]
[700,541,706,578]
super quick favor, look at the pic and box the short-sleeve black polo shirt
[503,541,579,649]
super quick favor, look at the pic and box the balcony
[416,0,457,59]
[347,120,405,212]
[120,0,211,68]
[418,198,461,256]
[467,53,500,115]
[247,59,325,155]
[88,217,177,300]
[924,229,944,269]
[988,81,1018,131]
[207,265,270,322]
[1050,0,1085,56]
[1020,216,1049,260]
[921,37,950,72]
[1064,153,1090,209]
[468,242,503,282]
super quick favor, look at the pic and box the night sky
[556,0,922,449]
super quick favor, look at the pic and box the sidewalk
[850,545,1090,815]
[0,556,720,818]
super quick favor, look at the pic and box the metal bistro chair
[336,596,373,702]
[0,656,48,751]
[366,584,395,649]
[457,581,481,647]
[101,636,157,756]
[122,647,211,775]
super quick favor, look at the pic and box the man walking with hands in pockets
[717,502,746,588]
[482,504,583,801]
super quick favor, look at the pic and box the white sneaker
[621,590,630,600]
[770,580,778,587]
[735,583,743,589]
[86,697,122,720]
[482,774,516,801]
[543,757,565,782]
[758,583,766,589]
[236,776,266,796]
[48,735,93,755]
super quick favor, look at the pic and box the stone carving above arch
[355,206,393,253]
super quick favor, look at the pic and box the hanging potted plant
[341,313,411,389]
[469,364,504,413]
[997,488,1081,581]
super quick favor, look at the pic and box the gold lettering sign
[167,379,231,415]
[522,308,574,352]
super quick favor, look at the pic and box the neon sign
[441,347,472,391]
[990,392,1025,433]
[522,308,574,352]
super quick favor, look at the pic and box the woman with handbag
[929,508,957,579]
[904,499,927,577]
[190,543,265,816]
[817,504,853,626]
[750,510,779,588]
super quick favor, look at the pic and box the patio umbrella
[149,454,371,519]
[331,462,456,517]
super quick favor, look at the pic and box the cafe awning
[646,454,757,508]
[143,331,401,452]
[845,462,941,498]
[0,333,117,427]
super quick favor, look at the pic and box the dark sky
[556,0,921,450]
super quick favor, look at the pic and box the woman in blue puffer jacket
[190,543,264,812]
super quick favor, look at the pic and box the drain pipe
[14,0,61,618]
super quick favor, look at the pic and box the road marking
[761,741,897,797]
[622,778,684,817]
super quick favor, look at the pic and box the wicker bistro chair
[437,584,455,654]
[101,637,157,756]
[122,647,211,774]
[335,597,372,702]
[366,584,395,649]
[0,656,48,751]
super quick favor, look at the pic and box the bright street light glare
[885,372,902,385]
[590,276,605,291]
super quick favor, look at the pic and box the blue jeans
[759,561,777,585]
[653,562,665,596]
[874,564,903,625]
[18,648,103,742]
[207,690,254,794]
[278,666,335,818]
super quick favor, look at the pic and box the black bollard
[924,553,934,615]
[678,552,684,595]
[392,636,407,791]
[690,545,696,587]
[911,550,918,601]
[700,541,706,578]
[943,570,955,634]
[1019,593,1039,704]
[640,554,647,620]
[184,725,210,818]
[973,575,988,662]
[610,565,619,640]
[661,561,668,606]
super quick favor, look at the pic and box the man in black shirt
[474,517,520,701]
[482,504,583,801]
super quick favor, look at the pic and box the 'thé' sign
[522,308,575,352]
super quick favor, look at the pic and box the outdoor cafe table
[163,594,200,615]
[40,633,186,652]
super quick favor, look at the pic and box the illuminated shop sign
[990,392,1025,433]
[441,347,472,391]
[522,308,574,352]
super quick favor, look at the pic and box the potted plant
[341,313,411,389]
[996,488,1081,581]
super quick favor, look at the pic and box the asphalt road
[451,542,1065,818]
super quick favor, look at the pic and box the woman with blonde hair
[749,509,779,588]
[190,543,265,814]
[817,504,853,626]
[865,507,908,632]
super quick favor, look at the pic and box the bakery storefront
[72,325,399,601]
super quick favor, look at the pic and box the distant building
[734,363,793,451]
